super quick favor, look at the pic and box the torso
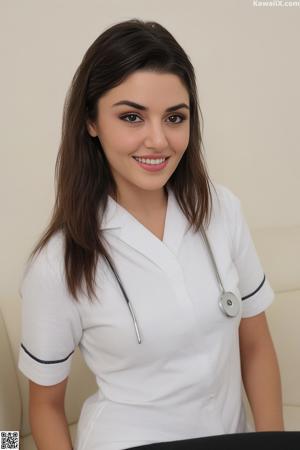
[74,183,249,448]
[20,183,255,450]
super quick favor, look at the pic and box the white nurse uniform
[18,183,275,450]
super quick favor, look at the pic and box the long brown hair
[28,18,216,303]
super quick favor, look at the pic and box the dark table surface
[125,431,300,450]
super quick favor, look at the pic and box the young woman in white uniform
[18,19,284,450]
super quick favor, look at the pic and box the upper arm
[18,243,82,386]
[239,311,273,354]
[218,185,275,318]
[29,376,69,409]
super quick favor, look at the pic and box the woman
[18,19,284,450]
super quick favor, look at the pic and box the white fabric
[18,183,275,450]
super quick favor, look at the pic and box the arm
[239,311,285,431]
[29,377,73,450]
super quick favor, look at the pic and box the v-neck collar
[99,185,189,273]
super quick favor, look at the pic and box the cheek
[169,129,189,153]
[99,118,139,153]
[109,129,140,155]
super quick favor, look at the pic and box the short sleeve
[18,237,82,386]
[219,185,275,318]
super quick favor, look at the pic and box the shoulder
[207,182,246,257]
[20,230,66,297]
[210,182,241,223]
[211,182,240,208]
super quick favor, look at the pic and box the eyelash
[119,113,187,125]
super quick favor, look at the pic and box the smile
[132,156,170,172]
[132,156,168,165]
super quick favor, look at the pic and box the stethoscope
[103,225,240,344]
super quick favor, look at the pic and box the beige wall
[1,0,299,304]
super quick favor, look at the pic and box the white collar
[99,185,189,271]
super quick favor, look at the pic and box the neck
[114,185,168,217]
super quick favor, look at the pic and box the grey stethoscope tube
[104,225,240,344]
[104,256,143,344]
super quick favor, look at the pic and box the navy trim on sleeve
[21,343,74,364]
[241,274,266,301]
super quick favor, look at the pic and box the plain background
[1,0,299,305]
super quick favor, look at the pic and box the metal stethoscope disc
[219,291,240,317]
[200,225,241,319]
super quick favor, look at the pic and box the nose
[144,120,168,150]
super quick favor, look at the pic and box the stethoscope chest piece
[219,292,240,317]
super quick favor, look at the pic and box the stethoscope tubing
[104,256,143,344]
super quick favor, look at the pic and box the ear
[86,119,98,137]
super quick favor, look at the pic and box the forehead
[99,70,189,109]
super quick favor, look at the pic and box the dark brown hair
[28,18,216,303]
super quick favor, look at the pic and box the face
[87,70,190,198]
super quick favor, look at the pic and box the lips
[132,155,170,160]
[132,156,170,161]
[132,155,169,171]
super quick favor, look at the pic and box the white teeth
[134,157,166,165]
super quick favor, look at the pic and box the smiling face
[86,70,190,199]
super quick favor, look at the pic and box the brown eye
[119,113,187,124]
[168,114,186,124]
[120,113,142,123]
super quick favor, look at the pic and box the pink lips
[132,157,169,172]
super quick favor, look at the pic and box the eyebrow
[112,100,190,112]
